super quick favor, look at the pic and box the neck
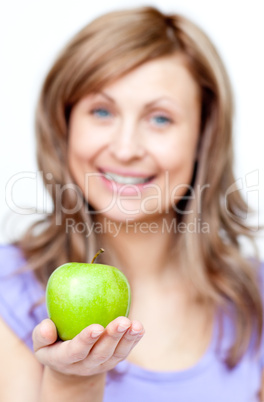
[94,211,181,287]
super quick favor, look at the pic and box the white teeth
[104,172,151,185]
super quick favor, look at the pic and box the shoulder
[0,243,25,275]
[0,243,41,298]
[0,243,47,350]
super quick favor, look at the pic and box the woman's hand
[33,317,144,377]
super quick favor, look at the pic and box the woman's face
[68,54,201,222]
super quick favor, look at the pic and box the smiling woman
[67,54,200,222]
[0,5,264,402]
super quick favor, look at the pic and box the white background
[0,0,263,257]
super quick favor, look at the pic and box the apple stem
[91,248,105,264]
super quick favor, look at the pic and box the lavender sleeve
[0,244,47,349]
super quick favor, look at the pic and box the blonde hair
[17,6,262,368]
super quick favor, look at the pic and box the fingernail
[129,328,142,336]
[91,330,104,338]
[117,325,130,333]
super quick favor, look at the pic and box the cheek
[67,118,105,174]
[152,130,199,204]
[152,134,198,176]
[67,132,95,192]
[68,133,98,161]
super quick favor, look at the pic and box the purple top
[0,243,263,401]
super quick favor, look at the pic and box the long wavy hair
[16,6,262,369]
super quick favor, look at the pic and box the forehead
[97,54,200,106]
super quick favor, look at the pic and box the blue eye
[91,108,111,118]
[151,115,171,126]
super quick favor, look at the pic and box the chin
[92,208,147,224]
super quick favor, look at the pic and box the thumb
[33,318,58,352]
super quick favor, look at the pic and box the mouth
[99,169,155,185]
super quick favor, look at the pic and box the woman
[0,6,263,401]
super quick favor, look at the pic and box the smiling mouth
[102,171,154,185]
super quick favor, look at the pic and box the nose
[109,121,146,162]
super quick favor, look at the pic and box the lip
[98,167,156,195]
[99,167,153,178]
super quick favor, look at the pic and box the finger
[88,316,132,365]
[33,318,58,352]
[35,323,104,368]
[64,324,105,364]
[111,320,145,361]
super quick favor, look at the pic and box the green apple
[46,249,131,340]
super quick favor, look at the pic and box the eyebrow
[93,91,181,111]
